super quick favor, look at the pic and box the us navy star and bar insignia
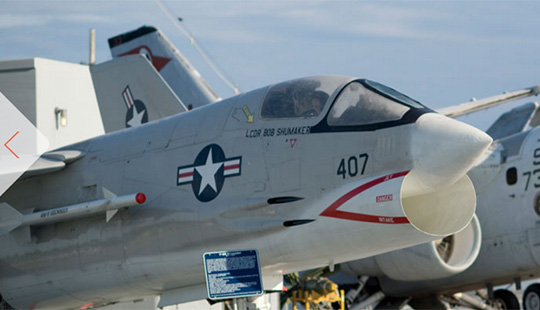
[177,144,242,202]
[122,86,148,128]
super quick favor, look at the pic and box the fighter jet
[104,26,539,309]
[0,75,490,309]
[335,88,540,310]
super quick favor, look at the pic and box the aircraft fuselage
[0,76,490,309]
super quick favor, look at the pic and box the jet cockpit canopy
[261,76,349,119]
[327,79,427,126]
[260,76,430,130]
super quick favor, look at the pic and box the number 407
[337,153,369,179]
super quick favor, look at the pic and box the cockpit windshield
[363,79,425,109]
[328,81,421,126]
[261,77,346,119]
[260,76,428,129]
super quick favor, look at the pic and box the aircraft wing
[437,85,540,118]
[20,150,84,179]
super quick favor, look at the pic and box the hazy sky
[2,1,540,129]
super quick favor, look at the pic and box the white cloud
[284,3,449,40]
[168,2,450,44]
[0,14,52,29]
[0,12,112,29]
[58,14,112,24]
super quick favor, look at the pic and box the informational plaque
[203,249,263,299]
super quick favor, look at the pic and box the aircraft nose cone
[405,113,492,197]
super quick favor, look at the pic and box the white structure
[0,58,104,150]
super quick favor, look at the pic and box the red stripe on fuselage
[178,172,194,178]
[224,164,240,170]
[320,171,410,224]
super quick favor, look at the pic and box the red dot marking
[136,193,146,204]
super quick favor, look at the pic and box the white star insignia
[195,149,223,195]
[127,106,145,127]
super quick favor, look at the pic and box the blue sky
[2,1,540,129]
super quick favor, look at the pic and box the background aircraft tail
[90,54,187,133]
[108,25,220,110]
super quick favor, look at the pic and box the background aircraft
[91,54,188,133]
[108,25,220,110]
[90,26,223,134]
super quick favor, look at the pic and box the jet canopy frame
[260,76,349,119]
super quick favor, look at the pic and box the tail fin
[90,54,187,133]
[108,25,220,110]
[0,202,23,235]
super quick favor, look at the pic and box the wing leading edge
[438,85,540,118]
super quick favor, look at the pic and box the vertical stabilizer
[108,26,220,110]
[90,54,186,133]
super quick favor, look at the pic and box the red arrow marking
[5,131,19,159]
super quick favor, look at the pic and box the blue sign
[203,249,263,299]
